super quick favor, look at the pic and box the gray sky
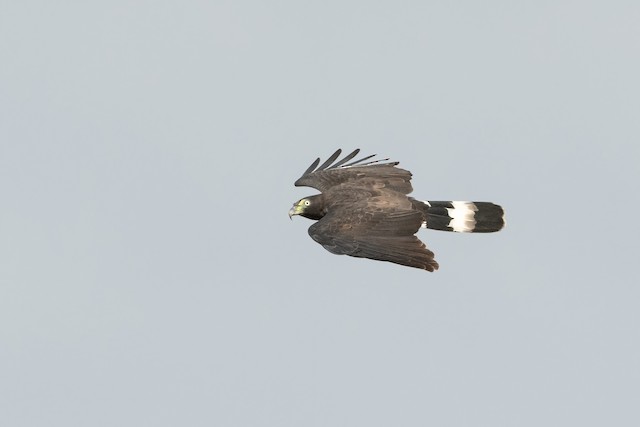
[1,1,639,426]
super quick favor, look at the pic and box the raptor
[289,149,505,271]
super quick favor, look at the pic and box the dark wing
[294,149,414,194]
[308,190,439,271]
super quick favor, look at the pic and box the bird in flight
[289,149,505,271]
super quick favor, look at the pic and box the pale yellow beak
[289,202,303,219]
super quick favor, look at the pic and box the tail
[413,200,505,233]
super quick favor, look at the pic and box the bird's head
[288,194,325,220]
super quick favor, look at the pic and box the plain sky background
[1,1,639,426]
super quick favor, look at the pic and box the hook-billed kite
[289,149,505,271]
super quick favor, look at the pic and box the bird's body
[289,149,505,271]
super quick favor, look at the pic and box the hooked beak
[289,202,303,220]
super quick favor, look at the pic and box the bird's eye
[304,200,311,206]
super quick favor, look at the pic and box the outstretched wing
[294,149,414,194]
[308,193,439,271]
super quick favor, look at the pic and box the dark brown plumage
[289,149,505,271]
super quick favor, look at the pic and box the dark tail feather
[413,200,505,233]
